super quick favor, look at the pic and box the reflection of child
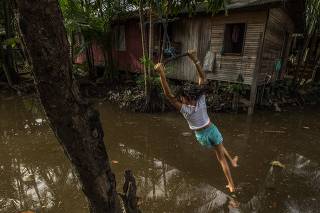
[154,50,238,192]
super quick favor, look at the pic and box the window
[114,25,126,51]
[223,23,246,54]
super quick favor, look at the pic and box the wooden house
[77,0,304,112]
[168,6,292,85]
[109,0,303,85]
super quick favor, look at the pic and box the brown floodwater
[1,93,320,213]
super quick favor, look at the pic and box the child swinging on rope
[154,50,238,193]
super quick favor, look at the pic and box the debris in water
[274,103,281,112]
[264,130,286,134]
[24,124,30,129]
[24,175,34,182]
[35,118,43,124]
[303,126,310,129]
[112,160,119,164]
[181,132,192,137]
[270,161,285,168]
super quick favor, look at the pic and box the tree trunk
[148,6,153,77]
[15,1,119,212]
[138,1,150,104]
[106,30,115,80]
[146,6,153,107]
[3,0,19,84]
[294,29,314,82]
[70,31,74,64]
[86,43,97,79]
[13,9,32,65]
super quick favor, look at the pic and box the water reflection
[116,143,233,212]
[1,94,320,213]
[0,95,88,213]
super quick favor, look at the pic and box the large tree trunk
[3,0,19,85]
[15,1,118,212]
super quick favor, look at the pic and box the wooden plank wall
[167,16,212,82]
[259,8,294,85]
[207,10,268,85]
[167,11,267,84]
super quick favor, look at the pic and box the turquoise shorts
[195,124,223,148]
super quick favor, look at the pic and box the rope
[155,0,176,63]
[163,52,188,65]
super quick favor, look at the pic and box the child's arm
[187,50,206,85]
[154,63,182,110]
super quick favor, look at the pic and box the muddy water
[1,94,320,213]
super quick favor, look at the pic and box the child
[154,50,238,193]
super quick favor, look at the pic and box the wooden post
[121,170,140,213]
[248,33,263,115]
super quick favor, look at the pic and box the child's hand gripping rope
[154,63,165,74]
[187,49,198,62]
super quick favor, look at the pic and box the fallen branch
[263,130,286,134]
[119,170,141,213]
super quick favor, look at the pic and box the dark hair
[176,83,208,101]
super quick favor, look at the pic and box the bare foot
[231,156,239,168]
[226,184,235,193]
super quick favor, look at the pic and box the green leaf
[2,37,20,48]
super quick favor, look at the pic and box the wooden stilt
[248,33,263,115]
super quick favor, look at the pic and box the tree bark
[148,6,153,77]
[3,0,19,84]
[294,29,314,82]
[15,1,118,212]
[138,0,150,104]
[146,5,153,107]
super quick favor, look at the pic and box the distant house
[107,0,303,85]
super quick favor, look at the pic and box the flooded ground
[1,93,320,213]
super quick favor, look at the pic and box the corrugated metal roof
[191,0,286,14]
[117,0,302,23]
[227,0,284,9]
[156,0,287,17]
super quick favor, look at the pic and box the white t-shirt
[180,95,210,130]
